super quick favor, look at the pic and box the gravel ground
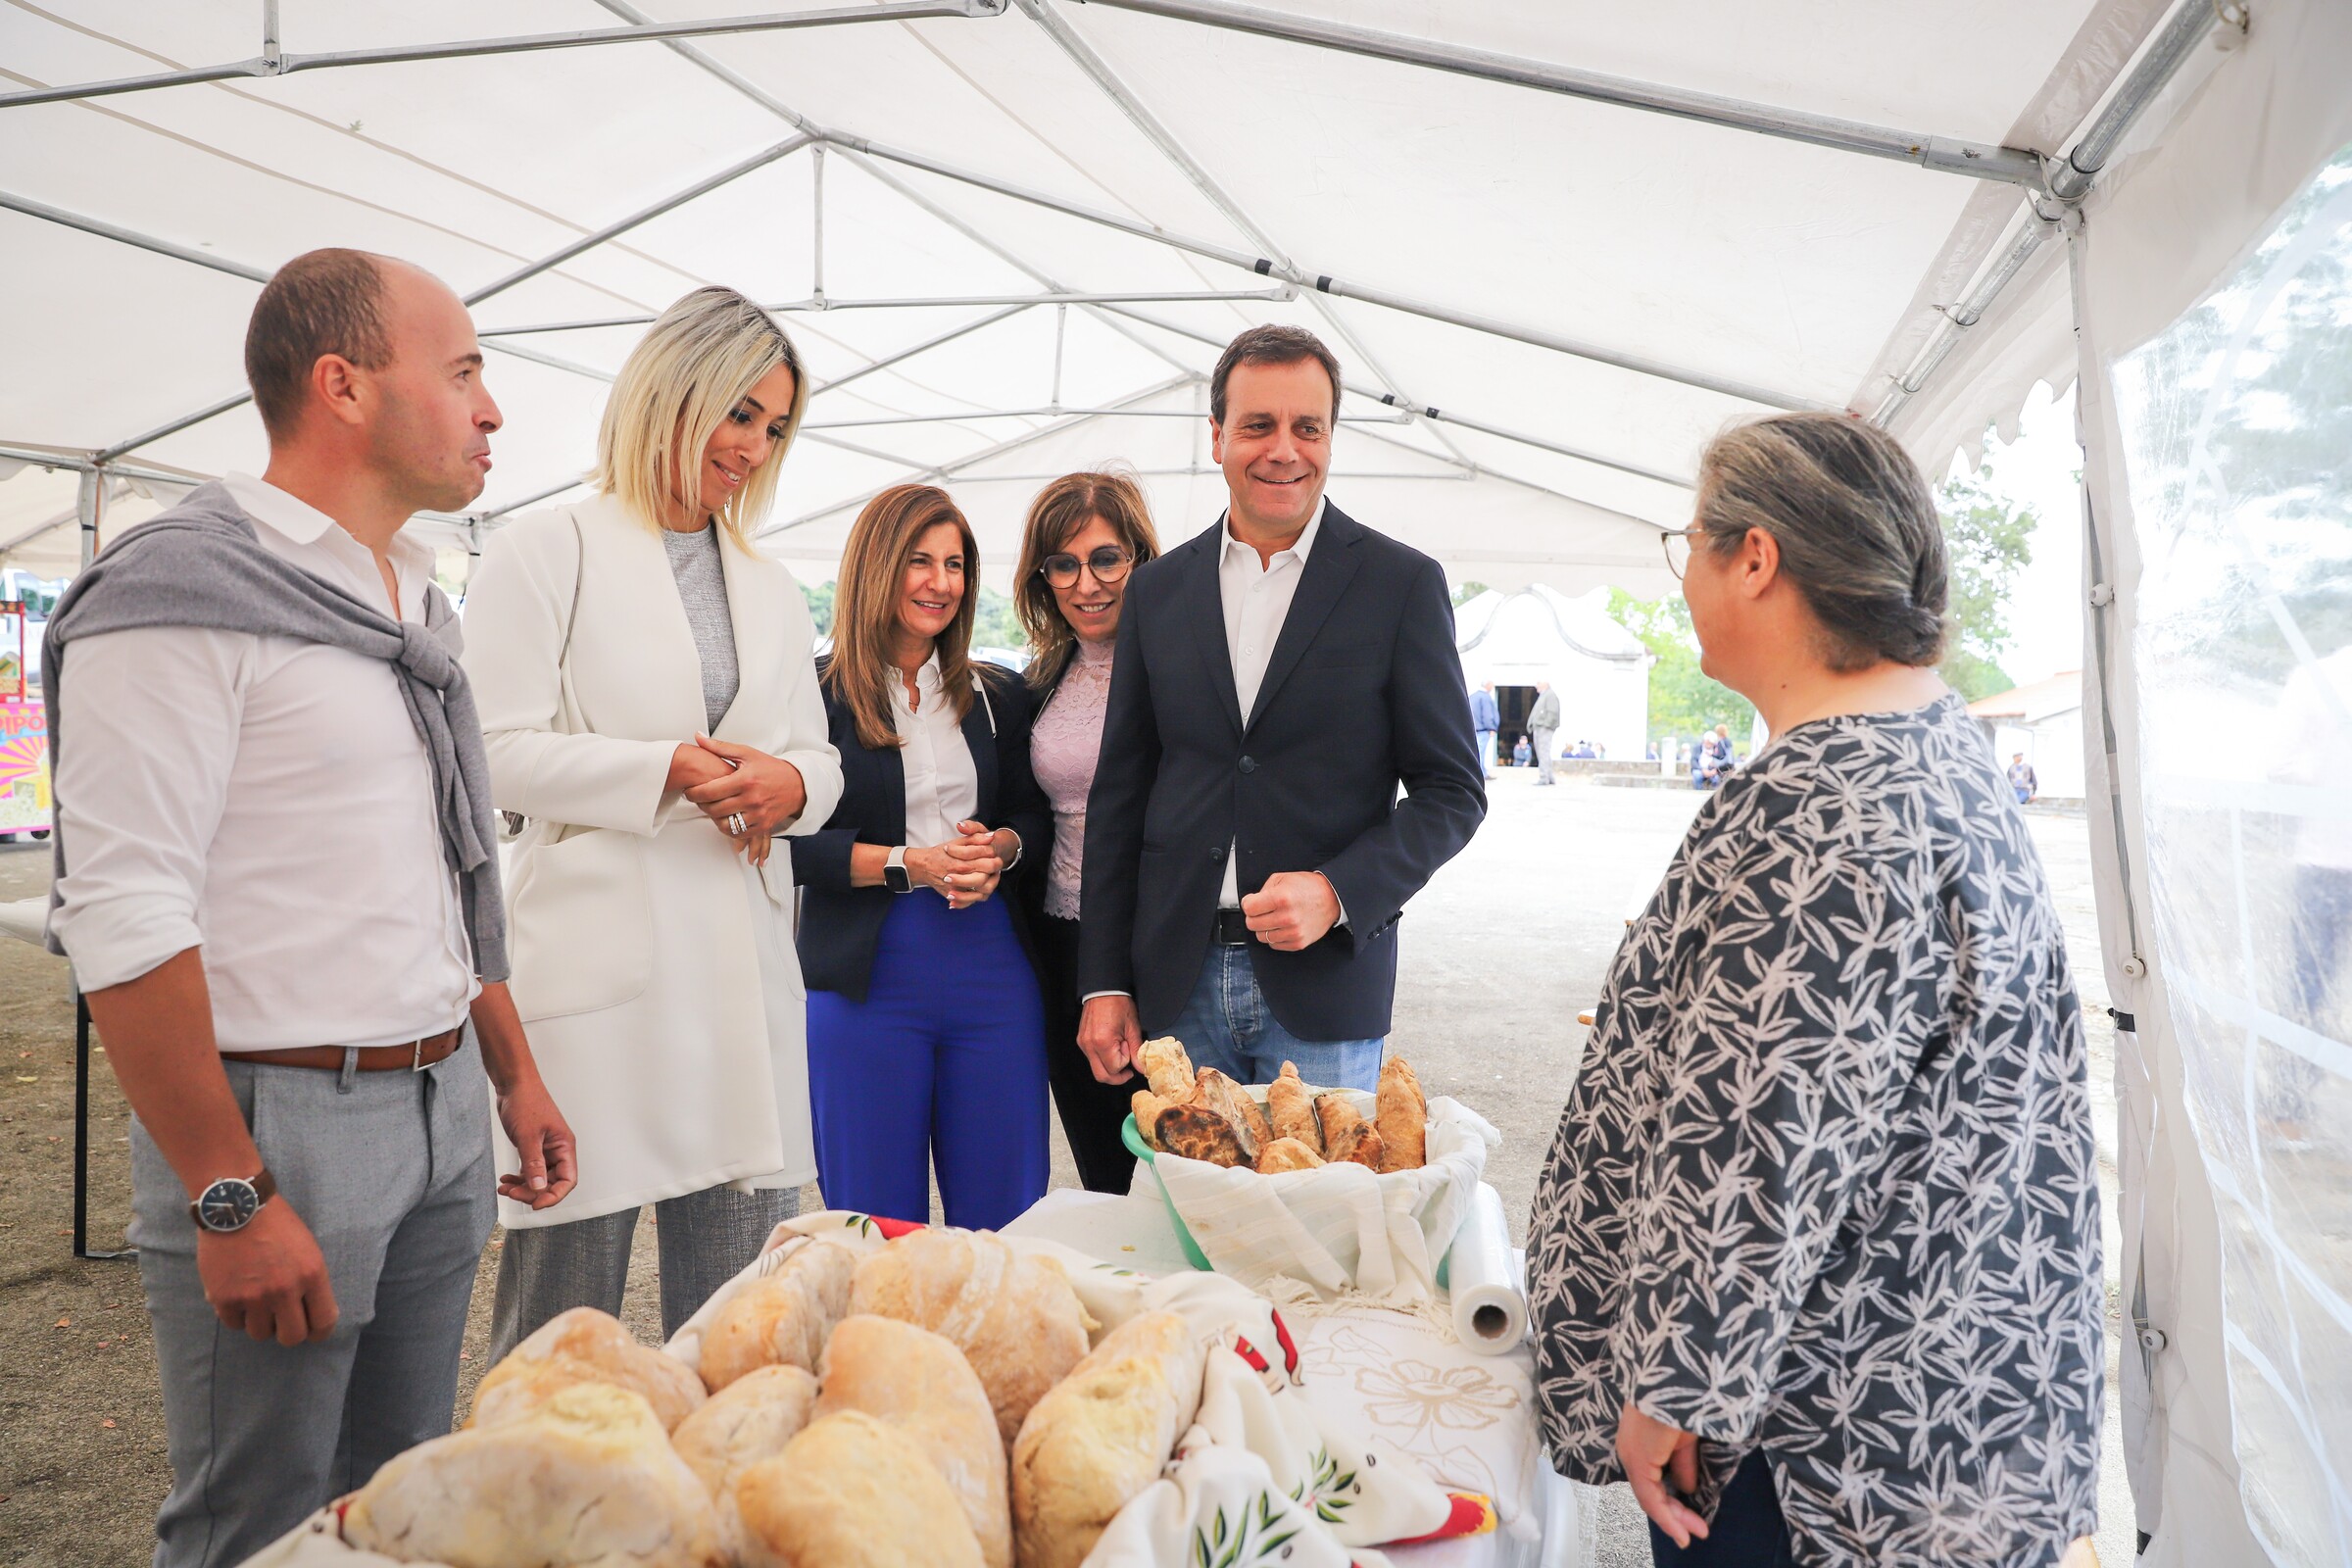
[0,775,2135,1566]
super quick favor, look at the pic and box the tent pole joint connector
[1917,136,2047,191]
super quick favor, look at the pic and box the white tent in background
[3,3,2350,1563]
[1453,585,1649,761]
[1969,670,2088,800]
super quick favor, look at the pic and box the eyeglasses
[1660,526,1700,582]
[1037,546,1134,589]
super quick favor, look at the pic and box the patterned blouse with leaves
[1525,693,2103,1566]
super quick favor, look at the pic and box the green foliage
[1606,588,1755,745]
[800,579,834,637]
[1451,579,1491,607]
[1934,466,2036,701]
[797,580,1025,657]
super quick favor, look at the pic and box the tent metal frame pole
[1066,0,2044,187]
[810,144,827,305]
[0,191,272,285]
[801,405,1413,430]
[1014,0,1481,470]
[809,304,1038,397]
[825,130,1823,410]
[1097,304,1694,488]
[1874,0,2231,424]
[476,287,1292,336]
[59,138,814,462]
[0,1,1001,112]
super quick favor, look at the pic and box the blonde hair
[1012,469,1161,691]
[589,286,808,546]
[826,485,979,752]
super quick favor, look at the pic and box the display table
[1004,1189,1595,1568]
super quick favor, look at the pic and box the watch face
[196,1178,260,1232]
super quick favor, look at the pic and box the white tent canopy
[1454,585,1649,761]
[6,4,2350,1565]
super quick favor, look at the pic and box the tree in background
[1451,579,1491,608]
[1606,588,1755,747]
[802,580,1025,655]
[1935,464,2037,701]
[801,579,834,638]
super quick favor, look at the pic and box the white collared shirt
[891,653,979,849]
[1216,497,1328,907]
[49,472,478,1051]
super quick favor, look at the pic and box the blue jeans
[1167,940,1384,1090]
[1477,730,1498,774]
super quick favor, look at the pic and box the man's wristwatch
[189,1169,277,1234]
[883,845,912,894]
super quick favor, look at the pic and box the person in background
[793,485,1051,1229]
[46,249,576,1567]
[1514,734,1533,767]
[2008,750,2038,805]
[1528,680,1561,785]
[1471,679,1501,778]
[1014,470,1162,1194]
[1528,411,2100,1568]
[464,287,843,1359]
[1076,324,1486,1093]
[1690,724,1733,790]
[1644,741,1660,762]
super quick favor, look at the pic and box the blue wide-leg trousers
[807,892,1049,1232]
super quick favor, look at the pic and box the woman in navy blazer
[791,485,1051,1229]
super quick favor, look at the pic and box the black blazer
[790,659,1051,1003]
[1076,504,1487,1040]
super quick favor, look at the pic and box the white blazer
[462,492,844,1229]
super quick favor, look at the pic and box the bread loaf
[345,1382,716,1568]
[1135,1037,1196,1101]
[1153,1102,1246,1167]
[1253,1136,1326,1174]
[1265,1061,1321,1154]
[699,1239,857,1393]
[669,1363,818,1500]
[1010,1310,1206,1568]
[468,1306,706,1433]
[1315,1093,1383,1168]
[1374,1055,1428,1172]
[1186,1067,1265,1160]
[732,1410,984,1568]
[816,1315,1010,1568]
[849,1229,1093,1447]
[1129,1089,1172,1149]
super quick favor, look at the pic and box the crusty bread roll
[670,1363,818,1500]
[1135,1037,1196,1102]
[1266,1061,1321,1154]
[1375,1055,1427,1172]
[1253,1136,1326,1174]
[1154,1102,1246,1166]
[469,1306,706,1433]
[699,1239,857,1394]
[1186,1067,1265,1160]
[849,1230,1093,1448]
[1010,1310,1206,1568]
[1315,1093,1383,1168]
[1130,1089,1172,1149]
[817,1315,1010,1568]
[346,1382,716,1568]
[732,1410,984,1568]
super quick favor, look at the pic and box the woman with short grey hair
[1526,412,2102,1566]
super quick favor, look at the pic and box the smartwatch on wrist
[189,1168,277,1234]
[883,845,912,894]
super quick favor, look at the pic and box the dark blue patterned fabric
[1527,693,2103,1566]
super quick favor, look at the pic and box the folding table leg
[74,990,134,1262]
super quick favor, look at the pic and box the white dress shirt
[49,472,478,1051]
[1217,498,1325,906]
[892,653,980,848]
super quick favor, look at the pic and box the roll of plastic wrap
[1444,1182,1526,1354]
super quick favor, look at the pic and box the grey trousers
[129,1040,495,1568]
[486,1182,798,1364]
[1531,727,1557,782]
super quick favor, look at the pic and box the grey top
[662,523,739,732]
[40,481,507,980]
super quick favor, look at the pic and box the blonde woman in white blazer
[461,288,843,1358]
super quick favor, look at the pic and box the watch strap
[884,845,911,894]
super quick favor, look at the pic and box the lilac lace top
[1030,637,1115,920]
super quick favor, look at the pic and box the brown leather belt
[220,1028,463,1073]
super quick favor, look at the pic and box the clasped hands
[669,735,807,866]
[906,820,1017,910]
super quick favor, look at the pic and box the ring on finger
[726,811,747,835]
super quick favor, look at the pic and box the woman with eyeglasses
[792,484,1052,1229]
[1011,471,1162,1193]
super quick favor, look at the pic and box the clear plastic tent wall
[3,0,2346,1561]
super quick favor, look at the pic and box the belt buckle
[412,1035,426,1073]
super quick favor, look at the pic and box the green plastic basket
[1122,1113,1213,1271]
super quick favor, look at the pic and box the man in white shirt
[1074,325,1487,1091]
[46,249,575,1568]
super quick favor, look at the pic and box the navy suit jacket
[1076,503,1487,1040]
[790,660,1050,1004]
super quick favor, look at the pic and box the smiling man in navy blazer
[1075,325,1487,1092]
